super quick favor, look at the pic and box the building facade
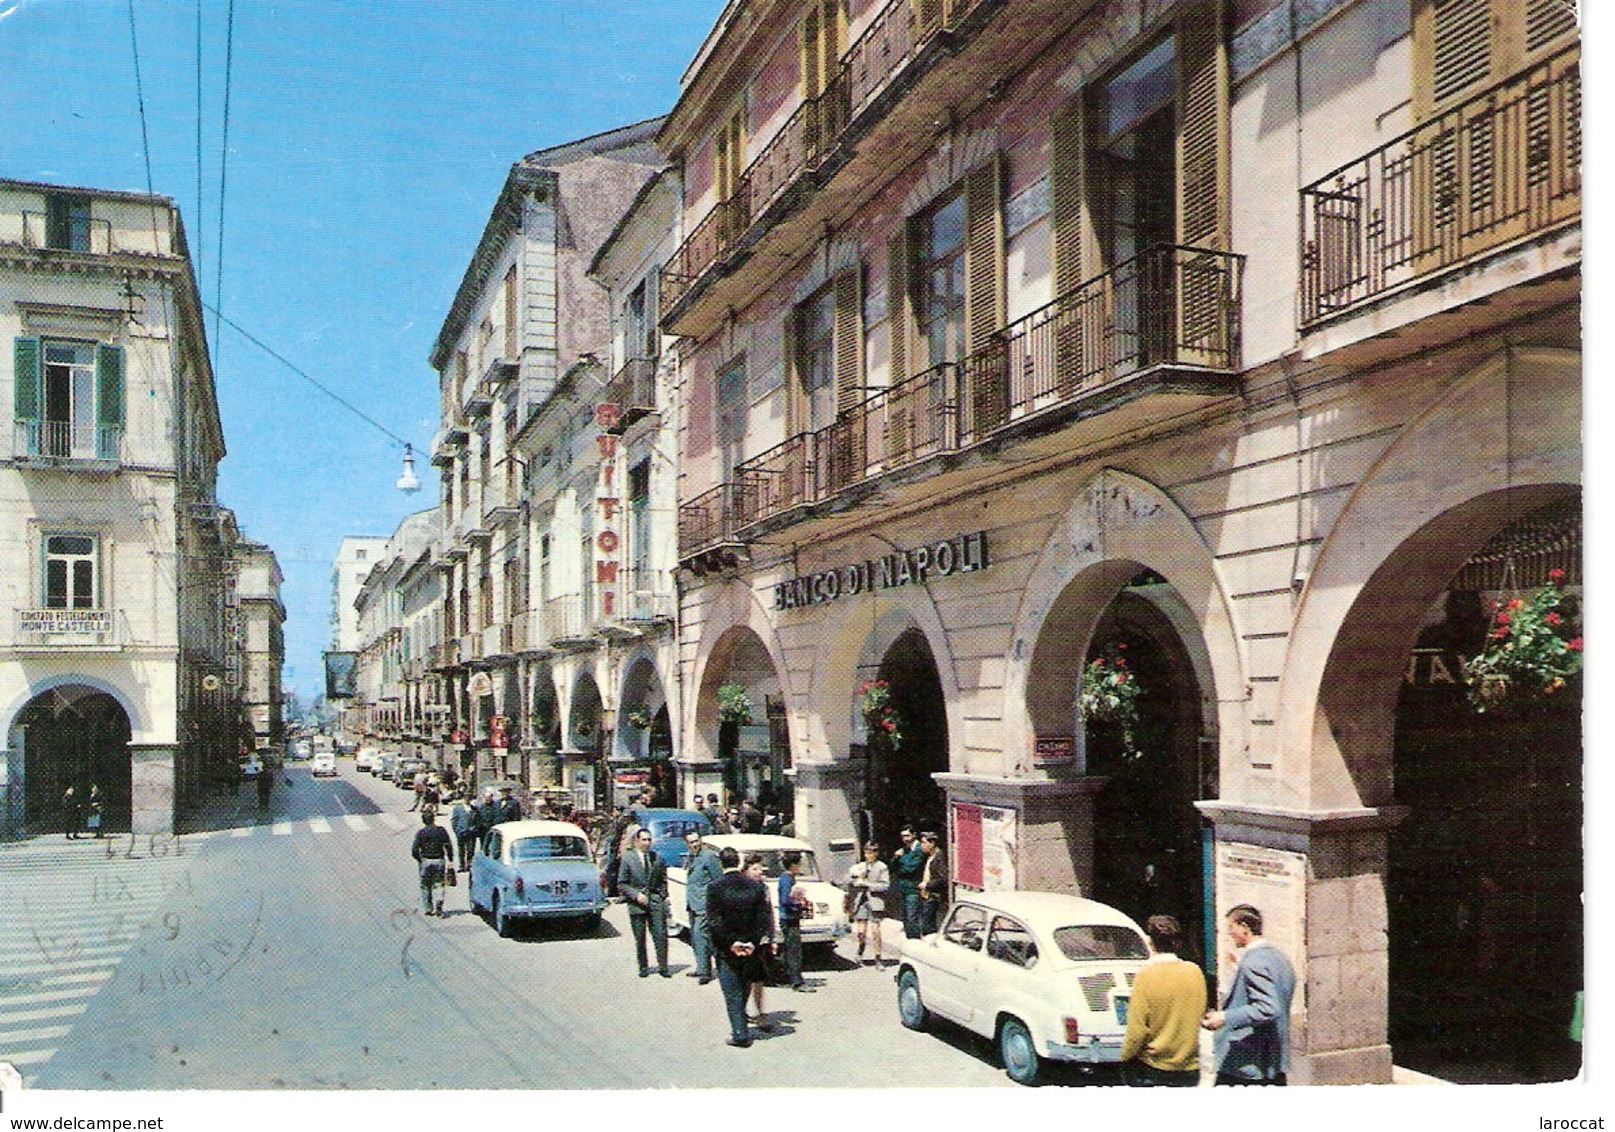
[427,121,666,796]
[0,178,238,837]
[349,509,440,747]
[232,538,286,758]
[662,0,1579,1085]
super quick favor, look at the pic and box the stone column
[1196,801,1407,1086]
[129,743,178,836]
[792,759,865,880]
[0,747,20,841]
[934,773,1106,896]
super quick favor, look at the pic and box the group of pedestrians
[410,783,525,915]
[1119,903,1297,1087]
[890,827,948,939]
[60,783,105,839]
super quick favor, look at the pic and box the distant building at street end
[0,177,246,837]
[348,507,442,755]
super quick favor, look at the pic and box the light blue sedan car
[469,819,606,938]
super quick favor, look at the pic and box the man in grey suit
[619,827,671,978]
[682,829,724,985]
[1202,903,1297,1085]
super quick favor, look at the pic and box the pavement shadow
[179,773,386,833]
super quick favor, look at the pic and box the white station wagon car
[668,833,849,947]
[469,820,606,938]
[896,890,1150,1085]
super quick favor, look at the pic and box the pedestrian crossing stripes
[0,839,186,1085]
[184,812,410,840]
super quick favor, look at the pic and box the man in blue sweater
[1202,903,1297,1085]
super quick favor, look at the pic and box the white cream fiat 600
[896,890,1151,1085]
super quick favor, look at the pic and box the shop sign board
[772,531,989,611]
[952,802,1018,893]
[1033,735,1075,765]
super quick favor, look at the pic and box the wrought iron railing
[736,434,815,529]
[1300,43,1580,326]
[958,244,1243,444]
[679,481,751,558]
[545,594,592,643]
[660,0,994,321]
[16,421,123,463]
[599,358,659,428]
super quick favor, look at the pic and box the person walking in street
[495,784,523,825]
[256,764,273,810]
[917,831,948,937]
[478,789,500,855]
[683,829,724,984]
[408,772,426,812]
[1120,915,1207,1086]
[700,793,723,829]
[846,841,890,966]
[892,828,926,938]
[707,847,773,1047]
[1202,903,1297,1085]
[62,786,80,840]
[449,794,477,871]
[777,850,813,992]
[740,854,775,1026]
[619,827,671,977]
[411,807,454,917]
[84,784,105,839]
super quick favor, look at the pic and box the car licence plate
[1114,995,1129,1025]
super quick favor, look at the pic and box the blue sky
[1,0,723,699]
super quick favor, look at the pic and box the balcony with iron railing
[1300,42,1580,329]
[692,244,1242,547]
[7,211,117,255]
[14,421,124,467]
[545,594,594,647]
[600,567,676,636]
[599,358,660,434]
[661,0,1048,336]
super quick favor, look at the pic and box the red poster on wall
[953,802,983,890]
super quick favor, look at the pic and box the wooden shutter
[1050,97,1093,393]
[801,4,823,99]
[886,226,914,385]
[644,268,661,359]
[1176,0,1230,368]
[964,156,1007,433]
[1414,0,1492,120]
[13,337,40,423]
[915,0,945,38]
[95,345,125,428]
[833,268,864,414]
[784,306,805,437]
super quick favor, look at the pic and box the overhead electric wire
[195,0,204,274]
[202,303,414,449]
[212,0,236,357]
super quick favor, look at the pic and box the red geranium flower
[1550,568,1567,585]
[1569,638,1583,652]
[1495,612,1512,628]
[1546,612,1563,628]
[1507,598,1525,611]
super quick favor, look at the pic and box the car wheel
[468,881,483,915]
[897,969,929,1031]
[493,893,512,938]
[998,1017,1042,1086]
[581,912,603,933]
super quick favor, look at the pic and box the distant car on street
[894,890,1150,1086]
[667,832,849,948]
[623,807,712,868]
[310,753,337,777]
[376,753,397,781]
[354,747,378,773]
[469,819,606,938]
[393,758,429,788]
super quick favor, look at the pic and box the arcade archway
[861,627,949,851]
[695,627,788,811]
[16,686,132,835]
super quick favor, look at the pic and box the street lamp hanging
[395,444,422,494]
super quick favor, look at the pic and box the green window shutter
[96,344,125,428]
[833,267,865,414]
[963,154,1005,352]
[14,336,41,421]
[887,226,913,385]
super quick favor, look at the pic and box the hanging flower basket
[624,708,654,730]
[1461,569,1582,712]
[858,678,903,751]
[1079,642,1144,759]
[717,683,754,726]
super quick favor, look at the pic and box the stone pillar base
[676,759,724,809]
[933,773,1107,896]
[129,743,177,836]
[792,760,868,879]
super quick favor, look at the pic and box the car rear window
[511,836,590,862]
[1053,925,1149,961]
[650,818,705,841]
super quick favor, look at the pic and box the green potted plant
[1462,568,1581,712]
[1079,642,1144,760]
[717,683,754,726]
[858,678,903,750]
[624,708,654,730]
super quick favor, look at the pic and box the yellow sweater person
[1119,915,1207,1086]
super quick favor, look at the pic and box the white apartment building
[0,178,235,837]
[233,538,286,756]
[350,509,439,746]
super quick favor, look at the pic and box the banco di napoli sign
[772,531,989,611]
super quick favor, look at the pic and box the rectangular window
[504,264,519,360]
[916,192,967,367]
[45,195,92,252]
[45,533,98,610]
[715,358,748,481]
[628,459,652,580]
[794,284,838,430]
[39,341,106,459]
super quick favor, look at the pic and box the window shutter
[1050,98,1092,393]
[886,226,914,384]
[1525,0,1577,55]
[784,306,805,436]
[645,268,661,359]
[14,336,41,422]
[1177,0,1229,252]
[963,155,1005,351]
[915,0,945,38]
[801,4,823,99]
[96,344,125,428]
[833,268,864,414]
